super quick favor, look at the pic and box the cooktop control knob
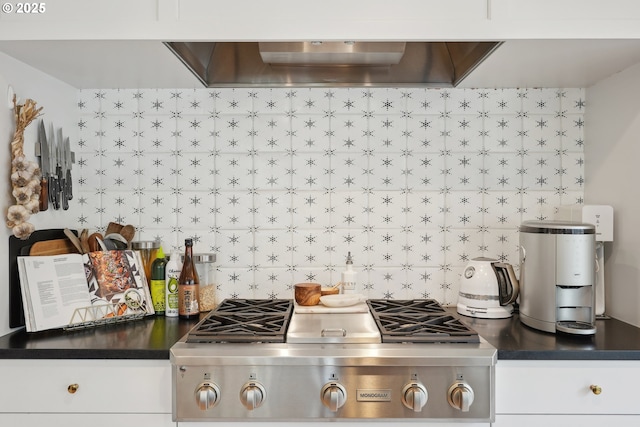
[401,382,428,412]
[240,381,266,410]
[195,382,220,411]
[447,381,475,412]
[320,382,347,412]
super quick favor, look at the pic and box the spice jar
[131,240,160,284]
[193,253,217,312]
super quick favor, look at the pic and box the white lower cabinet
[0,359,175,427]
[494,360,640,426]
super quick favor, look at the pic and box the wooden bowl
[294,283,321,306]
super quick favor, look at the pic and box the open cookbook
[17,250,155,332]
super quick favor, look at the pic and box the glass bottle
[178,238,200,319]
[149,246,167,315]
[341,252,357,294]
[165,250,182,318]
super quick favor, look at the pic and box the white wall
[0,52,77,336]
[585,61,640,327]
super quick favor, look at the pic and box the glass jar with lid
[193,253,217,312]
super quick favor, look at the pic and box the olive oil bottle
[149,247,167,315]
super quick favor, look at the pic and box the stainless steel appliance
[171,299,496,422]
[457,257,519,319]
[519,220,597,335]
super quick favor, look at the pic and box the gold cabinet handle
[590,385,602,395]
[67,383,79,394]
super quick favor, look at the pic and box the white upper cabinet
[492,0,640,21]
[1,0,640,40]
[0,0,158,25]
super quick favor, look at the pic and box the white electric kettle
[457,257,519,319]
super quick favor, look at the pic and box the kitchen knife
[36,120,49,211]
[57,128,67,210]
[60,135,70,210]
[47,124,58,209]
[63,136,73,203]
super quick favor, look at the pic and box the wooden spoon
[87,232,104,252]
[105,221,123,235]
[79,229,90,253]
[119,224,136,243]
[63,228,83,254]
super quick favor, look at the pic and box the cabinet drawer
[0,359,171,414]
[494,414,640,427]
[496,360,640,415]
[0,413,175,427]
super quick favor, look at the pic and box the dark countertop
[460,312,640,360]
[0,315,200,359]
[2,310,640,361]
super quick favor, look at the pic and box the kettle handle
[502,264,519,305]
[494,262,520,306]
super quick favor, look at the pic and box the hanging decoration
[6,94,43,240]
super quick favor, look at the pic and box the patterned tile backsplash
[75,87,585,305]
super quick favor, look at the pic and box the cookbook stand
[65,303,147,331]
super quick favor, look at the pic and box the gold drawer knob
[590,385,602,395]
[67,383,79,394]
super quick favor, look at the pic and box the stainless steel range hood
[165,41,502,87]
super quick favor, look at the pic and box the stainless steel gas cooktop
[171,298,496,423]
[185,298,480,344]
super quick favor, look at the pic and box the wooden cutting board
[29,239,80,256]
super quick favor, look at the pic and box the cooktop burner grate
[368,299,451,314]
[186,299,293,343]
[214,298,293,314]
[367,299,480,343]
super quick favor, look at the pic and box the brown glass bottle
[178,238,200,319]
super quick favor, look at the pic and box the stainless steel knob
[447,382,474,412]
[321,382,347,412]
[195,382,220,411]
[401,382,428,412]
[240,381,266,410]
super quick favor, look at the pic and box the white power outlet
[556,204,613,242]
[582,205,614,242]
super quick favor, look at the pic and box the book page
[85,250,155,316]
[17,254,90,332]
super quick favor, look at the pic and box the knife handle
[65,169,73,201]
[51,176,60,210]
[54,165,63,210]
[39,177,48,212]
[61,176,69,211]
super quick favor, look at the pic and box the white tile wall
[75,87,585,304]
